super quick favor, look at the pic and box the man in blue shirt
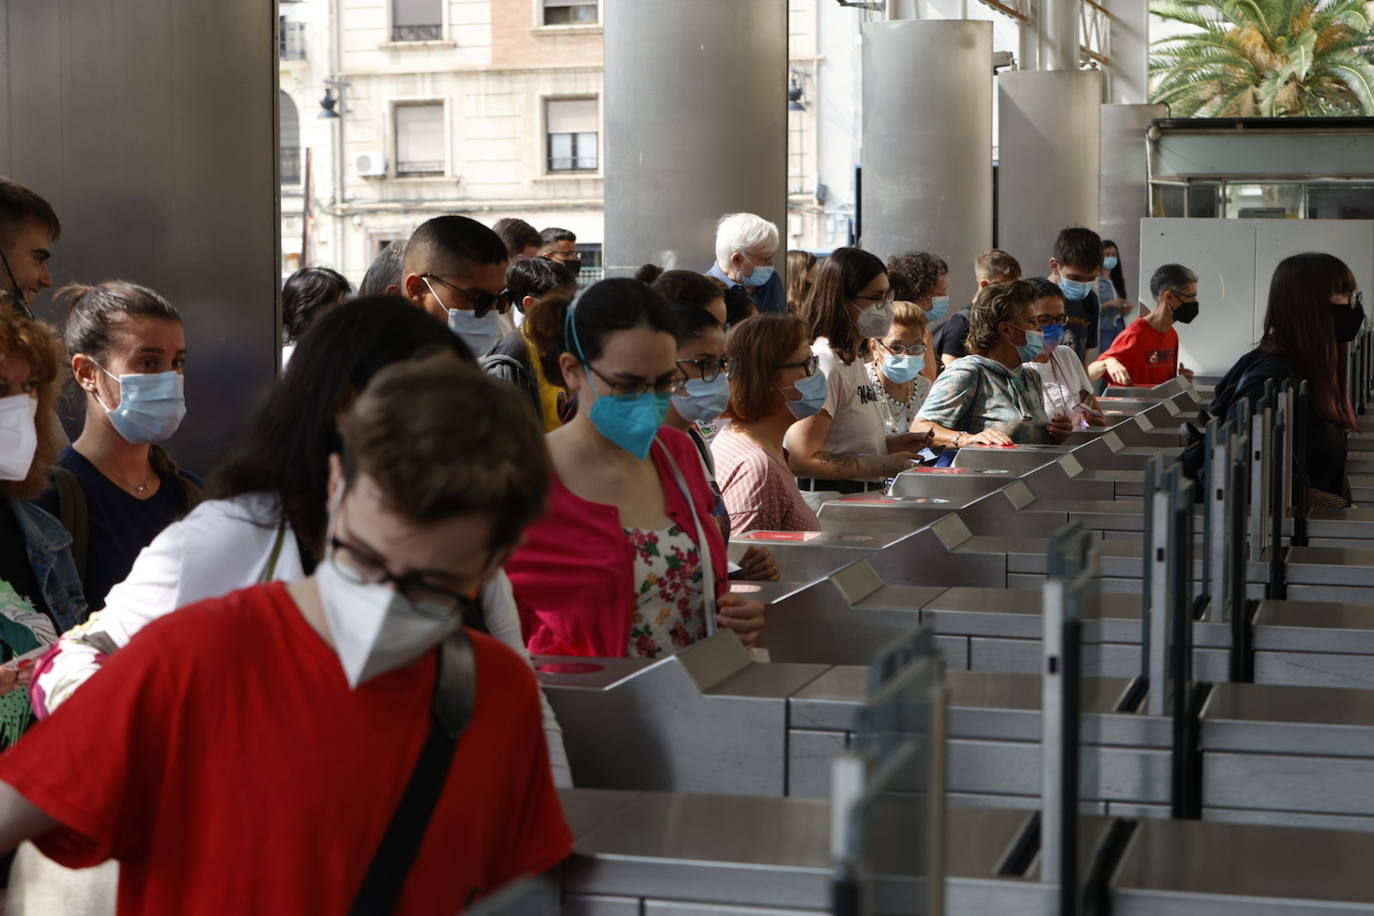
[706,212,787,314]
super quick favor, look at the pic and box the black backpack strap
[348,630,476,916]
[48,467,88,589]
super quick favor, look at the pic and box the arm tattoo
[816,451,859,476]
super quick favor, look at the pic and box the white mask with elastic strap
[0,393,37,481]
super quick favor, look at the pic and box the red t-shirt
[1100,317,1180,388]
[0,582,571,915]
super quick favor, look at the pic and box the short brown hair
[0,178,60,248]
[886,251,947,301]
[724,313,809,423]
[491,218,542,260]
[965,280,1037,354]
[340,354,551,555]
[975,249,1021,283]
[0,299,65,500]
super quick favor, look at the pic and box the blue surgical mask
[1042,323,1065,354]
[1103,256,1119,271]
[779,368,828,419]
[95,367,186,444]
[881,355,919,384]
[1016,328,1045,362]
[424,276,503,356]
[671,375,730,424]
[927,295,950,321]
[565,302,671,458]
[1058,277,1092,301]
[742,265,774,288]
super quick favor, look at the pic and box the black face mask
[1173,298,1200,325]
[1333,292,1366,343]
[563,258,582,277]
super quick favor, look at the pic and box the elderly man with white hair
[706,212,788,314]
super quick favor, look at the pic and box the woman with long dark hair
[1211,252,1362,505]
[785,247,930,496]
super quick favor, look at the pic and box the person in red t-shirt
[1089,262,1199,388]
[0,356,572,915]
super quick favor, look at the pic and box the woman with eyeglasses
[1020,279,1107,428]
[867,298,934,437]
[710,313,823,534]
[786,247,931,497]
[506,279,766,660]
[915,280,1073,447]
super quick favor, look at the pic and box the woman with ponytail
[34,281,198,610]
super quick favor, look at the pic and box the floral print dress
[624,523,707,659]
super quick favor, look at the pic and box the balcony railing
[281,146,302,185]
[280,21,307,60]
[392,24,442,41]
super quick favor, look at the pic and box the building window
[392,0,442,41]
[542,0,598,26]
[280,17,307,60]
[546,99,598,173]
[280,91,302,186]
[395,103,446,177]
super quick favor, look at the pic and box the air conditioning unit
[355,152,388,177]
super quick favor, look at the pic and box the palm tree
[1150,0,1374,117]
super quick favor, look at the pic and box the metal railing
[392,23,442,41]
[280,21,307,60]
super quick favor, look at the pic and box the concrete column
[603,0,787,277]
[1042,0,1080,71]
[0,0,279,473]
[1100,103,1167,302]
[1106,0,1150,104]
[996,69,1101,275]
[861,19,993,314]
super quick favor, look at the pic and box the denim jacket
[9,499,86,632]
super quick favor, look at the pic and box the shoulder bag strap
[50,468,88,588]
[348,629,476,916]
[256,512,289,584]
[655,438,718,635]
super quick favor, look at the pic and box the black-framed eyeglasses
[421,274,511,318]
[329,535,481,619]
[853,292,894,306]
[676,356,729,383]
[775,354,820,377]
[586,362,686,398]
[1033,314,1069,328]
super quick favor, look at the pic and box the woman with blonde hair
[866,298,933,436]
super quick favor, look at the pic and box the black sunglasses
[422,274,511,318]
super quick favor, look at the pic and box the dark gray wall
[0,1,280,475]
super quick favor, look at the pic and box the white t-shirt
[1024,347,1094,425]
[794,338,887,476]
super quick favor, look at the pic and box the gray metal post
[1100,104,1167,302]
[603,0,788,278]
[1041,0,1081,72]
[860,19,992,313]
[1207,423,1231,623]
[0,0,279,474]
[996,70,1101,277]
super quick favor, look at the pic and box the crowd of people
[0,170,1358,912]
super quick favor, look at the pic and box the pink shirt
[507,427,728,658]
[710,424,822,534]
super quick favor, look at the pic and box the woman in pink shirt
[711,314,824,533]
[506,279,766,659]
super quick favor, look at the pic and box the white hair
[714,212,780,267]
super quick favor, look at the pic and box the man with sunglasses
[401,215,511,356]
[0,357,571,914]
[1088,262,1198,388]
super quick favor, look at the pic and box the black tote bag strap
[348,630,477,916]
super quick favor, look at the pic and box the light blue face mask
[742,265,774,288]
[1015,327,1046,363]
[1058,276,1093,301]
[95,366,186,444]
[565,305,671,459]
[779,367,828,419]
[671,374,730,424]
[425,278,503,356]
[1103,256,1119,271]
[927,295,950,321]
[881,355,919,384]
